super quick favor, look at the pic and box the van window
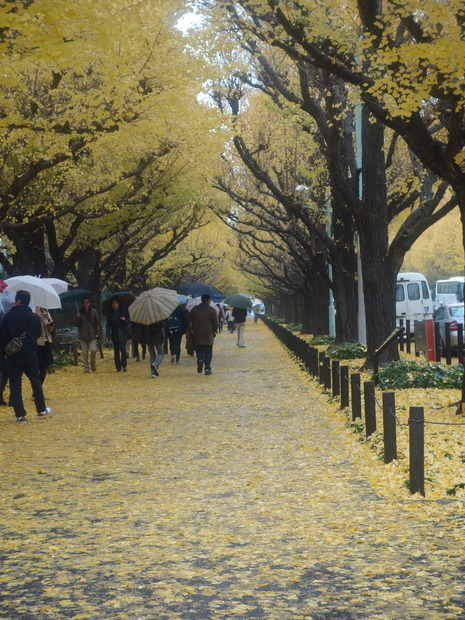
[407,283,420,301]
[421,281,430,300]
[450,306,464,318]
[438,282,458,294]
[396,284,405,302]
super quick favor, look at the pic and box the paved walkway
[0,322,464,619]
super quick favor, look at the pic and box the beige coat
[189,302,218,346]
[35,307,53,346]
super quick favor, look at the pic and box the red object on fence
[425,319,436,361]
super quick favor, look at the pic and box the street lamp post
[355,98,366,345]
[325,195,336,338]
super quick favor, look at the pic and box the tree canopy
[0,0,226,290]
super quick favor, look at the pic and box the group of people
[76,296,192,377]
[0,289,253,422]
[76,294,249,378]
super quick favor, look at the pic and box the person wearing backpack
[167,304,188,364]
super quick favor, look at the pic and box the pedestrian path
[0,322,464,619]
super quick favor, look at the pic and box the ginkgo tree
[195,0,461,364]
[0,0,225,291]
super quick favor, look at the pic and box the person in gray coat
[188,294,218,375]
[76,297,100,373]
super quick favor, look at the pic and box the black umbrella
[59,288,95,312]
[223,293,253,309]
[177,282,224,299]
[101,291,137,316]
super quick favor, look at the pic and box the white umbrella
[186,296,201,312]
[0,290,15,315]
[40,277,69,295]
[5,275,62,309]
[186,296,219,314]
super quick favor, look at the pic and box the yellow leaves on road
[0,324,465,618]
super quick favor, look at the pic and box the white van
[396,272,433,330]
[435,277,465,307]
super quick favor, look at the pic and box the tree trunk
[301,290,313,334]
[359,112,398,366]
[332,242,358,343]
[8,227,48,276]
[74,248,102,295]
[306,258,329,335]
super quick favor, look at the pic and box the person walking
[232,306,247,347]
[188,294,218,375]
[35,306,54,384]
[167,304,189,364]
[106,297,129,372]
[130,321,146,362]
[0,290,51,422]
[76,296,100,373]
[143,320,166,377]
[224,307,235,333]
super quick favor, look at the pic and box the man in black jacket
[0,290,51,422]
[232,306,247,348]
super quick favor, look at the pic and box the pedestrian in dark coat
[167,304,189,364]
[0,290,51,422]
[188,294,218,375]
[106,298,129,372]
[130,321,146,362]
[143,320,166,377]
[232,306,247,347]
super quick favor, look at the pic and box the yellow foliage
[1,324,465,616]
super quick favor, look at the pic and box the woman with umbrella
[223,294,253,348]
[127,287,180,378]
[105,297,130,372]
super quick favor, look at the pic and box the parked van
[435,277,465,307]
[396,272,433,330]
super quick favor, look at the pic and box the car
[433,302,465,347]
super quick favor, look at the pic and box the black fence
[260,315,465,497]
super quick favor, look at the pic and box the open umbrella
[177,282,224,299]
[5,275,62,309]
[0,290,15,315]
[41,277,69,295]
[186,296,220,314]
[128,287,179,325]
[186,296,201,312]
[101,291,137,316]
[223,293,253,309]
[59,288,95,312]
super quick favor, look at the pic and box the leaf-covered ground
[0,323,464,619]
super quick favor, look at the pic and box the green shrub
[309,335,335,346]
[329,342,367,359]
[377,360,464,389]
[50,350,74,371]
[287,322,303,332]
